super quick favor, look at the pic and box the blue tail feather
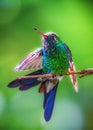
[44,82,58,121]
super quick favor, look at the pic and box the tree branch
[17,68,93,80]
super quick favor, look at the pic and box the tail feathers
[44,81,59,121]
[39,82,45,93]
[8,69,43,91]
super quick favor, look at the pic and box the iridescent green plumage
[43,43,69,74]
[42,32,70,74]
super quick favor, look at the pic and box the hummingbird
[8,28,78,122]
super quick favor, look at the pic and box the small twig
[17,68,93,80]
[79,68,93,78]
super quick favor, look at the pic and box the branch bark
[17,68,93,80]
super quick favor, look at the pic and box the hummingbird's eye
[51,35,57,41]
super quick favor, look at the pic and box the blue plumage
[44,82,58,121]
[8,69,43,90]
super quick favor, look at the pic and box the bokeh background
[0,0,93,130]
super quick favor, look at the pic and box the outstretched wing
[14,48,43,71]
[44,82,58,122]
[69,60,78,92]
[63,43,78,92]
[8,69,43,90]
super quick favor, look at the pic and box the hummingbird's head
[34,28,61,49]
[44,32,60,43]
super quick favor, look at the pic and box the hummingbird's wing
[14,48,43,71]
[43,82,58,122]
[69,60,78,92]
[8,69,43,90]
[63,43,78,92]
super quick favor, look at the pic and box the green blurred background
[0,0,93,130]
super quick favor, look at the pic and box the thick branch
[17,68,93,80]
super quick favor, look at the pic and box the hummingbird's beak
[33,28,47,39]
